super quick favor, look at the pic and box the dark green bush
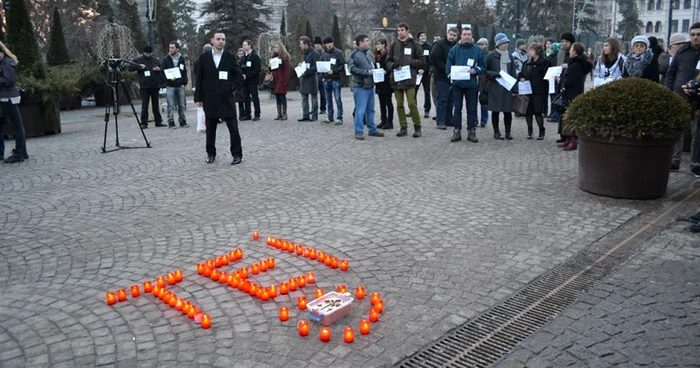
[566,78,690,140]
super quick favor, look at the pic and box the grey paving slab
[0,89,697,367]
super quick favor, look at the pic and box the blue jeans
[453,86,478,130]
[353,87,377,134]
[324,79,343,120]
[480,104,488,125]
[549,94,560,121]
[436,80,453,126]
[0,101,27,158]
[166,86,187,124]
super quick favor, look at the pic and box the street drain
[397,187,700,368]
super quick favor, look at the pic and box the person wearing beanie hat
[560,32,575,45]
[623,35,658,82]
[512,39,528,75]
[131,44,165,128]
[494,33,510,48]
[312,37,327,114]
[484,32,517,140]
[659,33,689,85]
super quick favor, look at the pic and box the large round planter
[578,133,676,199]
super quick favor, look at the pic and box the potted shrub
[13,72,69,138]
[565,77,689,199]
[50,65,83,110]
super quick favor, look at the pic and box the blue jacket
[446,41,486,89]
[0,57,20,99]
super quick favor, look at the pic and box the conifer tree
[47,7,71,66]
[7,0,40,74]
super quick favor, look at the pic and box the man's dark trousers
[140,88,163,124]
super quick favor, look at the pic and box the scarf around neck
[497,49,510,72]
[625,49,652,78]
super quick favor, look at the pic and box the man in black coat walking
[131,45,165,128]
[241,39,261,121]
[195,32,245,165]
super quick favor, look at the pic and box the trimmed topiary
[565,77,689,140]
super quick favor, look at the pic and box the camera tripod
[101,60,151,153]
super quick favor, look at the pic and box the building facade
[638,0,700,43]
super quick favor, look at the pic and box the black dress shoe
[240,116,252,121]
[252,116,260,121]
[298,117,311,121]
[140,124,148,129]
[155,122,167,127]
[206,155,215,164]
[231,156,242,165]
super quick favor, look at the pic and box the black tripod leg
[102,85,112,153]
[114,86,120,147]
[122,80,151,148]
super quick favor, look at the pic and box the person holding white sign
[161,41,189,129]
[484,33,517,140]
[130,45,165,128]
[298,36,320,121]
[319,37,346,125]
[270,42,291,121]
[374,38,394,130]
[518,43,550,140]
[416,32,432,119]
[387,22,426,137]
[446,27,486,143]
[348,34,384,140]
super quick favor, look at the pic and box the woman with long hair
[375,38,394,130]
[593,38,624,84]
[271,42,290,120]
[518,43,550,140]
[0,41,27,163]
[558,42,593,151]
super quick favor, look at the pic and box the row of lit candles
[264,236,349,271]
[201,248,244,270]
[106,269,184,305]
[296,321,371,343]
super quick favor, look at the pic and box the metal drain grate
[397,188,700,368]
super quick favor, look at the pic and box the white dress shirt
[212,48,224,68]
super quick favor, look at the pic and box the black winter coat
[375,51,392,95]
[622,54,659,83]
[519,57,551,115]
[665,42,700,101]
[131,55,163,89]
[194,50,244,119]
[161,54,189,87]
[242,51,262,85]
[429,39,456,82]
[561,56,592,104]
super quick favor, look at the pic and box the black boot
[504,119,513,140]
[377,120,386,129]
[467,128,479,143]
[525,116,534,139]
[282,105,288,120]
[536,115,545,140]
[412,126,422,138]
[451,129,462,142]
[397,127,408,137]
[493,125,504,140]
[274,105,282,120]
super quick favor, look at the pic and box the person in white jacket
[593,38,625,86]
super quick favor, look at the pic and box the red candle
[242,281,251,293]
[298,320,310,336]
[205,260,214,269]
[337,285,347,294]
[234,248,243,260]
[343,327,354,343]
[268,285,278,298]
[320,327,331,342]
[168,295,178,308]
[252,231,260,240]
[197,264,205,275]
[214,257,223,268]
[280,282,289,295]
[330,258,339,269]
[298,276,306,288]
[324,257,332,267]
[369,309,379,322]
[260,261,268,272]
[279,307,289,321]
[162,292,171,304]
[143,281,153,293]
[167,273,176,285]
[289,279,297,291]
[261,290,270,302]
[175,298,184,311]
[153,286,162,298]
[370,292,381,306]
[318,252,326,263]
[117,289,127,302]
[175,270,183,282]
[240,267,249,279]
[266,236,273,245]
[309,249,317,260]
[297,296,307,310]
[306,272,315,284]
[250,284,258,297]
[267,258,275,269]
[360,319,371,334]
[355,286,366,300]
[201,314,211,329]
[287,243,295,253]
[222,255,230,266]
[228,251,236,260]
[130,285,140,298]
[303,248,310,258]
[340,260,349,271]
[203,267,212,278]
[251,264,259,275]
[211,269,220,281]
[374,300,384,313]
[106,292,117,305]
[187,307,196,319]
[275,239,282,248]
[296,245,304,256]
[219,272,229,284]
[315,289,325,299]
[156,276,166,288]
[182,303,190,315]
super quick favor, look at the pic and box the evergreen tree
[7,0,40,74]
[280,11,287,46]
[95,0,115,22]
[201,0,271,48]
[156,0,177,54]
[495,0,517,29]
[573,0,599,35]
[617,0,643,42]
[304,18,313,40]
[117,0,147,50]
[331,14,343,51]
[172,0,197,58]
[47,7,71,66]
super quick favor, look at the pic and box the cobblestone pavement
[495,218,700,368]
[0,91,697,367]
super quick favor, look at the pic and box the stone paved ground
[495,218,700,368]
[0,91,697,367]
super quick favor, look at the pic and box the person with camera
[162,41,188,129]
[131,45,165,129]
[0,41,28,163]
[665,23,700,176]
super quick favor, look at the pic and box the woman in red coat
[271,42,290,120]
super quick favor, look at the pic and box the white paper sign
[548,79,556,94]
[164,67,182,80]
[144,71,151,77]
[317,61,331,73]
[246,61,252,67]
[467,58,475,67]
[218,71,228,80]
[305,63,310,70]
[345,65,352,76]
[270,57,281,70]
[416,74,423,85]
[518,80,532,95]
[404,48,412,56]
[295,64,306,78]
[544,66,563,80]
[393,67,411,82]
[593,77,614,88]
[179,64,185,70]
[372,69,385,83]
[496,70,517,91]
[423,50,429,56]
[330,58,337,65]
[450,66,471,81]
[696,60,700,70]
[376,63,381,69]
